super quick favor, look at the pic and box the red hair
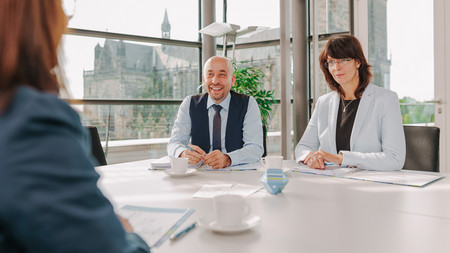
[0,0,67,111]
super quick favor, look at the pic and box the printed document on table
[197,162,261,171]
[290,161,359,177]
[192,184,233,198]
[119,205,194,248]
[287,160,444,187]
[342,170,444,187]
[192,183,262,198]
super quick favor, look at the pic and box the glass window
[368,0,434,125]
[65,0,199,41]
[80,104,179,164]
[312,0,350,35]
[226,0,279,30]
[62,35,200,99]
[233,45,282,155]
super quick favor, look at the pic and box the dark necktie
[212,105,222,151]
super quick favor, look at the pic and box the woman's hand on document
[303,150,343,170]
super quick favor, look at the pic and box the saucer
[164,169,196,177]
[198,215,260,233]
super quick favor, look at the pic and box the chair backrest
[262,125,267,157]
[86,126,107,166]
[403,125,439,172]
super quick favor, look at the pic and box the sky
[61,0,434,102]
[386,0,434,101]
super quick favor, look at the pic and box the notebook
[119,205,195,248]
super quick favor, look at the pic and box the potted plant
[231,62,276,156]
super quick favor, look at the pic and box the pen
[185,145,205,157]
[199,168,257,171]
[170,222,196,241]
[185,145,205,168]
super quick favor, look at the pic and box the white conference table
[96,159,450,253]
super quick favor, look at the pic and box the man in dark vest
[167,56,264,169]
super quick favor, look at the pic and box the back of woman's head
[0,0,67,110]
[319,35,372,98]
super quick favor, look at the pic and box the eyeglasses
[324,58,353,69]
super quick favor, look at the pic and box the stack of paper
[150,156,171,169]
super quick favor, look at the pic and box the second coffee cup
[260,155,283,171]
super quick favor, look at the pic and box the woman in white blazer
[295,35,405,171]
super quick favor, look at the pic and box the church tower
[161,9,171,39]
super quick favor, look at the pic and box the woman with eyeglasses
[295,35,405,171]
[0,1,150,252]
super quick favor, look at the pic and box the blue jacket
[0,86,150,253]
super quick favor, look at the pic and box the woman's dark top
[336,98,361,153]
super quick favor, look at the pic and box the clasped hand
[303,150,343,170]
[180,145,231,169]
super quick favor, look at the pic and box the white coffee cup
[213,194,251,227]
[260,155,283,171]
[171,157,188,174]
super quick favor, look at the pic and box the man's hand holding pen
[180,144,231,169]
[180,145,206,164]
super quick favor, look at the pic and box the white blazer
[295,84,405,171]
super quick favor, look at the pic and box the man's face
[202,57,235,104]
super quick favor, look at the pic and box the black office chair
[86,126,107,166]
[262,125,267,157]
[403,125,439,172]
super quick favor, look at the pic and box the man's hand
[180,145,206,164]
[204,150,231,169]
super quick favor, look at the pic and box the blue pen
[170,222,196,241]
[185,145,205,156]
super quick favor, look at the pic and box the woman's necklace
[342,98,355,112]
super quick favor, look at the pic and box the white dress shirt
[167,92,264,166]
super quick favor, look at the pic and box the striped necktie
[212,104,222,151]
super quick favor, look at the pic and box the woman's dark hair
[319,35,372,98]
[0,0,67,111]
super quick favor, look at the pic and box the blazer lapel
[328,92,340,154]
[350,84,374,149]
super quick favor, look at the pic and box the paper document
[192,183,262,198]
[197,162,260,171]
[149,156,171,169]
[342,170,444,187]
[287,160,444,187]
[119,205,194,248]
[290,162,360,177]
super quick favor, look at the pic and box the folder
[119,205,195,248]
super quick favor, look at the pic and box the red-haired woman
[0,1,149,252]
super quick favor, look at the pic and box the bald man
[167,56,264,169]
